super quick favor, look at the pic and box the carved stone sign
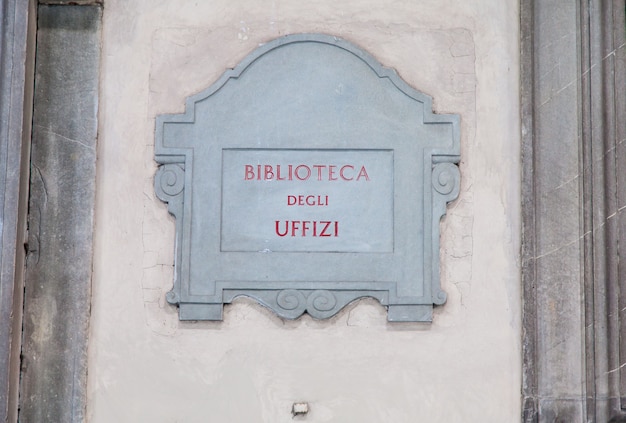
[155,34,460,322]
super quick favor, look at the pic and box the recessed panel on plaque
[155,33,460,322]
[221,149,394,253]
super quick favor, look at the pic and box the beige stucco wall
[89,1,521,421]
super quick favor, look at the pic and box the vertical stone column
[19,5,102,422]
[0,0,36,421]
[522,1,626,421]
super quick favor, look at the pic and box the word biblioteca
[244,164,370,181]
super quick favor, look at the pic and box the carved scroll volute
[271,289,343,319]
[155,164,185,215]
[432,162,461,202]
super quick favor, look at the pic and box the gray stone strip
[521,0,626,421]
[522,0,587,421]
[0,0,36,421]
[614,4,626,412]
[583,2,626,420]
[573,1,626,421]
[19,5,101,422]
[519,0,537,419]
[579,4,597,421]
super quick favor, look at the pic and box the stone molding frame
[521,0,626,421]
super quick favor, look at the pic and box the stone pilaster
[521,1,626,421]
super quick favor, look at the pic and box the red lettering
[329,165,337,181]
[320,221,332,237]
[275,220,339,237]
[356,166,370,181]
[302,221,310,236]
[284,195,329,206]
[244,165,254,180]
[244,164,369,181]
[291,220,300,236]
[275,221,288,237]
[276,164,286,180]
[295,165,311,180]
[313,165,325,180]
[340,165,354,180]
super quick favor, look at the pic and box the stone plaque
[155,34,460,322]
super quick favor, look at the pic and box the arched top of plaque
[155,33,460,322]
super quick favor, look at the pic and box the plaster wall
[89,0,521,421]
